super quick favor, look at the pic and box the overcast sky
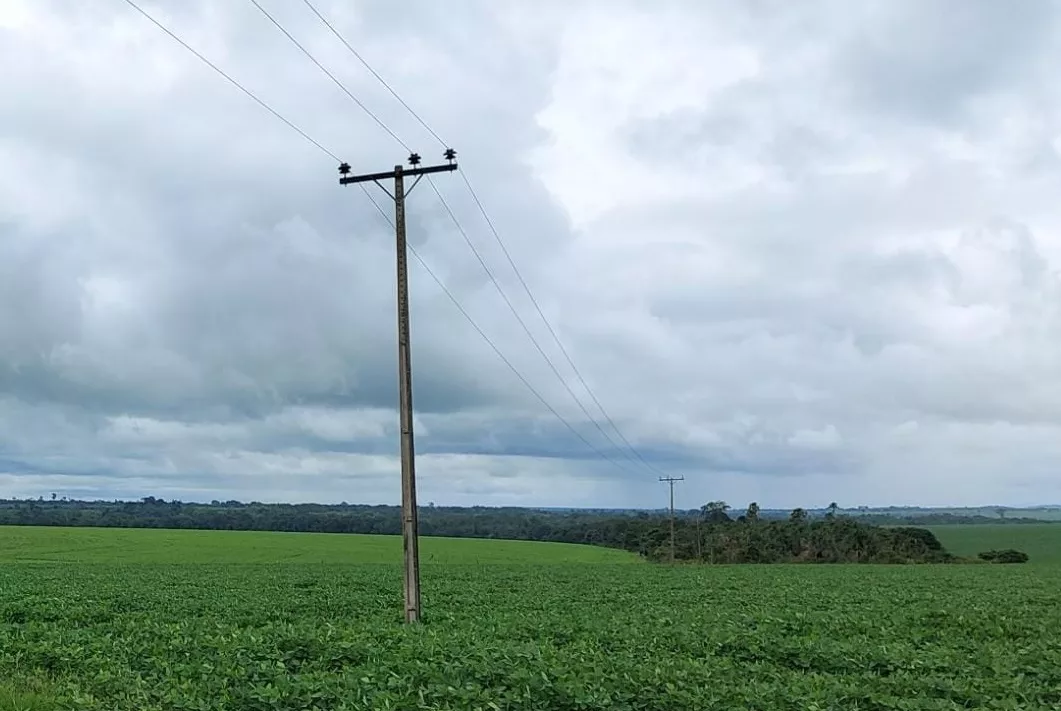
[2,0,1060,509]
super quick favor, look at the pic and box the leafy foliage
[2,557,1060,710]
[645,515,956,564]
[977,549,1030,564]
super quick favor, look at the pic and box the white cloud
[531,3,762,229]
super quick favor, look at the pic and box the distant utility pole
[338,149,458,624]
[659,476,684,563]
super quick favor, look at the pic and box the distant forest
[0,497,1044,563]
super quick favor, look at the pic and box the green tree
[825,502,839,519]
[702,501,731,524]
[745,502,760,522]
[790,507,808,523]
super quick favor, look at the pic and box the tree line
[0,497,1029,563]
[651,501,955,563]
[848,513,1049,526]
[0,497,665,543]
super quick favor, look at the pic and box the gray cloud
[835,0,1057,123]
[1,0,1060,509]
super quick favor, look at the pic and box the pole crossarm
[339,161,457,185]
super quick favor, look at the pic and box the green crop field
[2,526,1061,710]
[0,526,637,566]
[855,507,1061,522]
[928,523,1061,564]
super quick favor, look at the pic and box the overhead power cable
[250,0,638,473]
[246,0,410,152]
[299,0,668,475]
[458,171,669,476]
[122,0,339,162]
[299,0,447,148]
[426,178,637,473]
[360,192,636,468]
[124,0,633,472]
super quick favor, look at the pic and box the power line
[359,186,636,471]
[291,3,640,470]
[121,0,340,162]
[458,171,668,477]
[251,1,637,474]
[427,179,637,474]
[300,0,447,148]
[299,2,666,476]
[245,0,411,152]
[124,0,640,474]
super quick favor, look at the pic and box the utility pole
[659,476,684,563]
[338,149,458,623]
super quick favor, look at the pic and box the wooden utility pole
[338,149,458,623]
[659,476,684,563]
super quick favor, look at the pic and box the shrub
[977,549,1029,564]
